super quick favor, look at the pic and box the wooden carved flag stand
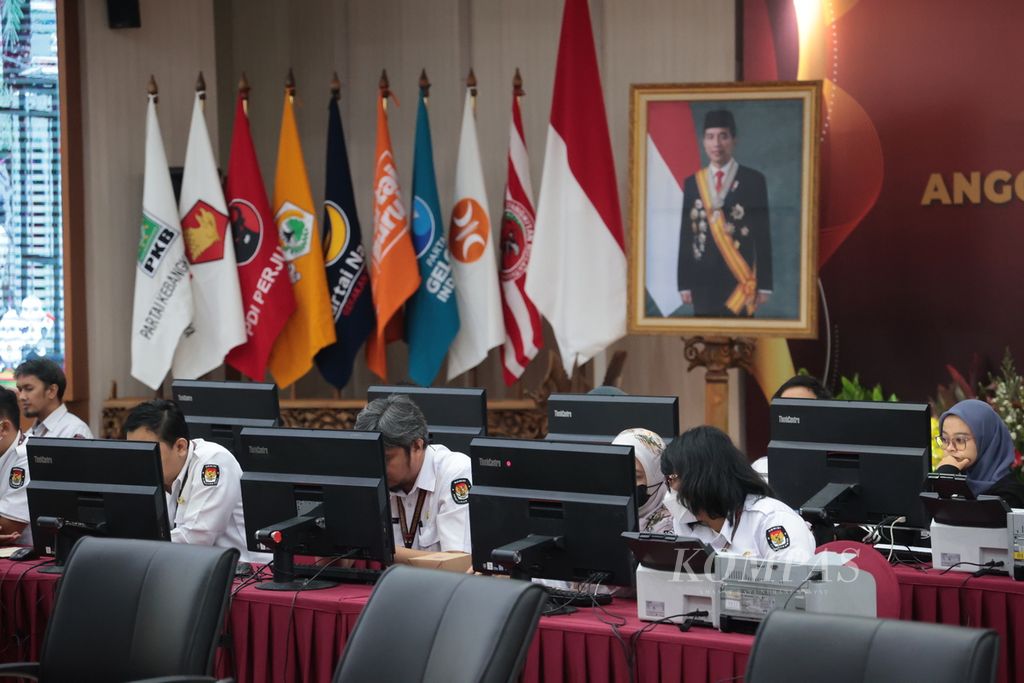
[683,336,755,433]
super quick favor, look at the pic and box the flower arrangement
[984,348,1024,452]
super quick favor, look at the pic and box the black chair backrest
[746,610,999,683]
[334,565,547,683]
[39,537,237,682]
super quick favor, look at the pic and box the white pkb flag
[172,91,246,378]
[131,95,194,390]
[447,90,505,379]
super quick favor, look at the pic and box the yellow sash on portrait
[695,170,758,315]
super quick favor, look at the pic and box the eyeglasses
[935,434,973,451]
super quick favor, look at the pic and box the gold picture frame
[628,81,821,338]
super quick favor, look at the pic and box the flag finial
[419,69,430,97]
[330,71,341,99]
[513,68,524,97]
[467,68,477,97]
[147,74,158,101]
[196,71,206,93]
[238,72,250,97]
[379,69,390,99]
[285,68,296,97]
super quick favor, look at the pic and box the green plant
[983,348,1024,452]
[833,373,898,402]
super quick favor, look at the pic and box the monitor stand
[492,534,613,612]
[254,515,337,591]
[36,516,97,575]
[800,482,860,523]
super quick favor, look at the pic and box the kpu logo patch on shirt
[451,478,471,505]
[766,525,790,551]
[8,467,24,489]
[201,464,220,486]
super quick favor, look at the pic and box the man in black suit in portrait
[677,110,773,317]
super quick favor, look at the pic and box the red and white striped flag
[525,0,626,375]
[498,76,543,384]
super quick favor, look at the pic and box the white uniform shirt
[29,404,93,439]
[391,444,472,553]
[167,438,254,562]
[672,494,816,562]
[0,434,30,545]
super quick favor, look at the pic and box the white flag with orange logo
[446,89,504,379]
[172,90,246,378]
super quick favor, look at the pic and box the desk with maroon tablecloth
[0,559,753,683]
[2,558,1021,683]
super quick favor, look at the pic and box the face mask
[636,484,651,507]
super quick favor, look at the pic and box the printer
[920,485,1013,574]
[625,532,877,633]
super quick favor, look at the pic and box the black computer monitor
[469,437,638,588]
[366,385,486,454]
[544,393,680,443]
[768,398,932,528]
[26,437,171,572]
[237,426,394,591]
[171,379,280,457]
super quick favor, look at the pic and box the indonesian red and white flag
[498,86,543,385]
[446,88,505,380]
[525,0,626,375]
[172,90,246,378]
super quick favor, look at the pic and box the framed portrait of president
[628,81,821,338]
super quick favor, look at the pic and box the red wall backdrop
[743,0,1024,453]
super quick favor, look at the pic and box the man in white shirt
[15,358,93,439]
[125,399,255,562]
[354,393,472,562]
[0,387,30,545]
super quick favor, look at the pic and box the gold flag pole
[330,71,341,101]
[419,68,430,106]
[379,69,391,112]
[286,67,296,104]
[513,67,524,104]
[196,71,206,112]
[467,67,477,114]
[239,72,250,116]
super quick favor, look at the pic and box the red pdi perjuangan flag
[224,90,296,380]
[525,0,626,375]
[499,76,543,385]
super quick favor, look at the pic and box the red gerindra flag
[224,87,296,380]
[524,0,626,375]
[498,71,543,385]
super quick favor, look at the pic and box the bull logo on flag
[229,198,263,266]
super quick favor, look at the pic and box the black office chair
[333,565,547,683]
[0,537,237,683]
[746,610,999,683]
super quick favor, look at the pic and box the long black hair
[660,425,774,526]
[772,374,832,400]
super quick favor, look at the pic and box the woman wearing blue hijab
[935,399,1024,506]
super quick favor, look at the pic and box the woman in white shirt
[661,425,816,562]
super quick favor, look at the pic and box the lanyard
[396,490,428,549]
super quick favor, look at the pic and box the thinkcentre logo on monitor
[478,457,502,468]
[248,445,269,455]
[553,409,572,418]
[778,415,800,424]
[177,394,193,402]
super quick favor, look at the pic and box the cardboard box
[406,551,473,573]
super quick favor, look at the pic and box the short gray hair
[355,394,429,450]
